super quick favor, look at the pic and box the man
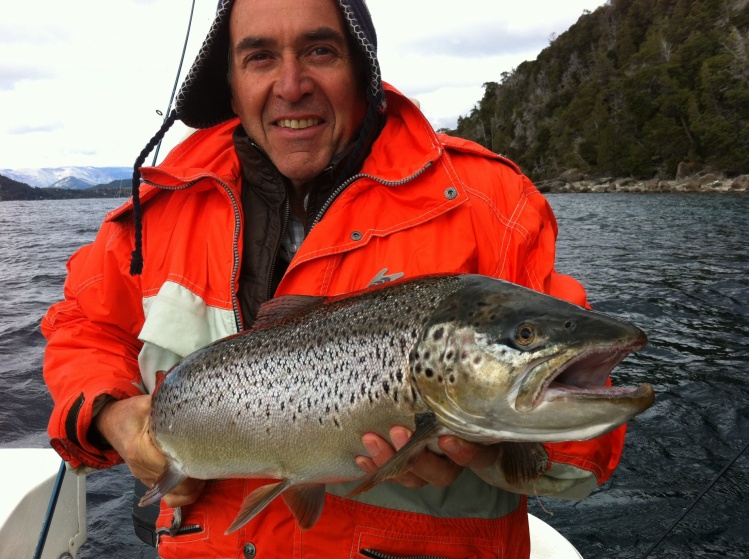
[42,0,627,557]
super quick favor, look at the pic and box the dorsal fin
[254,294,326,329]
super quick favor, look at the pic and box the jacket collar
[107,84,445,222]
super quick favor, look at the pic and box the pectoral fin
[347,412,441,498]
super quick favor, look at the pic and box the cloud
[403,22,553,58]
[0,64,56,90]
[0,23,70,45]
[6,122,64,135]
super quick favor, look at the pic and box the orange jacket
[43,85,625,558]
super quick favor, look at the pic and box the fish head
[410,275,654,443]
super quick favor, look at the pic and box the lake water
[1,194,747,558]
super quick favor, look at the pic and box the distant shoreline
[3,173,748,202]
[536,171,749,195]
[0,187,129,202]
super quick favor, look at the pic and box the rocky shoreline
[536,169,749,194]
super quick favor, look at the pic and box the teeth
[277,119,320,130]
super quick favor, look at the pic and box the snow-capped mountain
[0,166,132,188]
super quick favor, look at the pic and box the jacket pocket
[295,494,529,559]
[354,526,497,559]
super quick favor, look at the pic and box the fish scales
[151,275,465,482]
[145,274,655,533]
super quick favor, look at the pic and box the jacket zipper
[144,176,244,333]
[267,198,290,300]
[360,550,451,559]
[309,161,434,230]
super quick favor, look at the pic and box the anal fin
[347,412,440,498]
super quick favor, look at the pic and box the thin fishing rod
[151,0,196,166]
[32,459,67,559]
[639,438,749,559]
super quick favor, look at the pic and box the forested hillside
[447,0,749,181]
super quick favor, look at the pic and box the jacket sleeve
[470,162,627,498]
[41,216,146,470]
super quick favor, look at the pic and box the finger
[360,433,427,489]
[439,436,500,469]
[162,479,206,508]
[389,427,463,488]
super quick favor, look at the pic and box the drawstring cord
[129,111,179,275]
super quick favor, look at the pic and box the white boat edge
[0,447,582,558]
[0,448,86,559]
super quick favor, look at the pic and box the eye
[306,45,339,64]
[515,323,537,346]
[312,46,333,56]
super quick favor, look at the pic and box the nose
[273,55,312,103]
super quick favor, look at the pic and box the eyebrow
[233,27,347,54]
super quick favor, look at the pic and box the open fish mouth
[517,338,650,412]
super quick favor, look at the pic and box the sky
[0,0,608,170]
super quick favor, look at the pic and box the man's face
[229,0,367,188]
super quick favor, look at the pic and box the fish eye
[515,323,536,346]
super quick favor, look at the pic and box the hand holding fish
[95,395,206,508]
[358,429,549,491]
[358,427,465,489]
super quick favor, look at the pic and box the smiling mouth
[276,118,321,130]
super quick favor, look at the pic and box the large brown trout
[142,274,654,533]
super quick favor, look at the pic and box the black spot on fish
[449,374,456,384]
[445,350,454,361]
[425,368,434,378]
[383,381,390,394]
[415,363,423,374]
[396,371,403,382]
[473,356,483,365]
[424,351,431,360]
[334,418,341,428]
[433,327,444,341]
